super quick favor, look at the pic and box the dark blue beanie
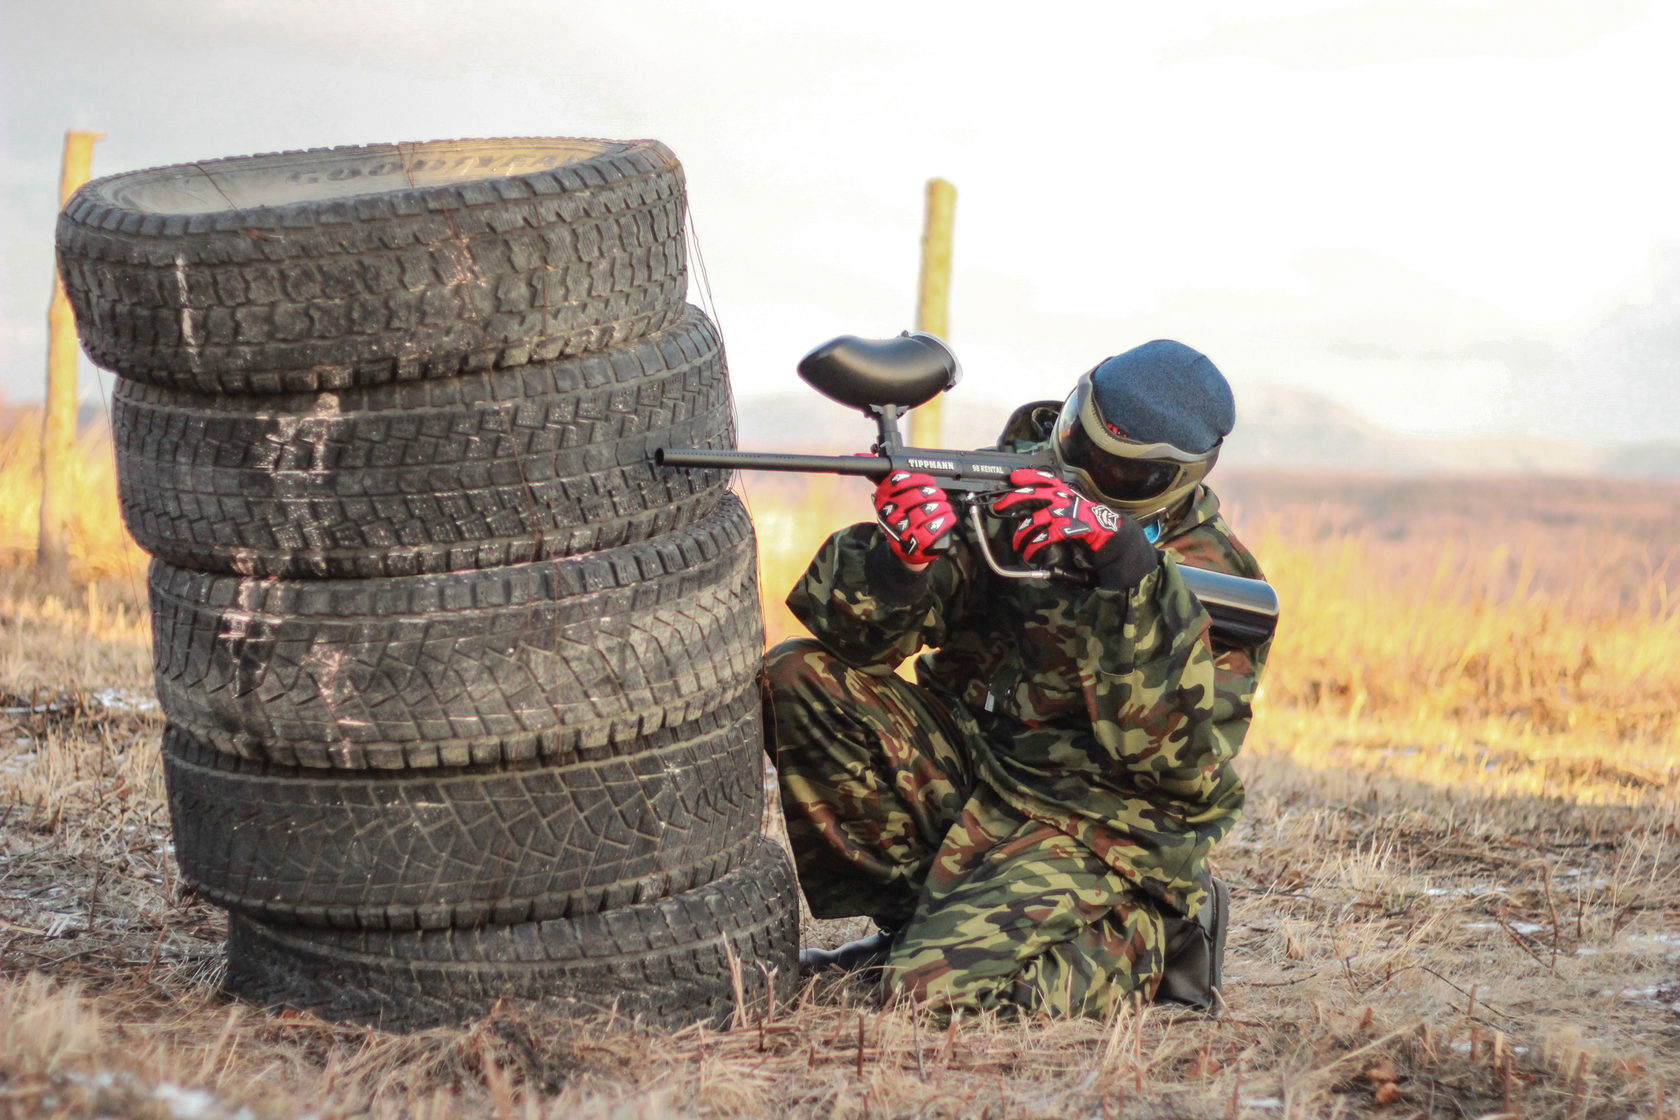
[1088,340,1234,454]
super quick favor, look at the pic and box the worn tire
[112,307,733,578]
[163,687,764,930]
[57,137,687,393]
[149,493,762,769]
[224,838,800,1031]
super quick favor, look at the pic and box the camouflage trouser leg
[762,638,1168,1016]
[881,789,1168,1018]
[762,638,972,927]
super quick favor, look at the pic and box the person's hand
[993,468,1117,561]
[873,471,956,565]
[992,468,1156,588]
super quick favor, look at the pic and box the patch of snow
[1623,931,1680,948]
[152,1082,236,1120]
[90,688,159,713]
[63,1069,256,1120]
[1,690,158,715]
[1461,920,1546,935]
[1596,982,1680,1014]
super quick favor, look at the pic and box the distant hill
[1217,384,1621,476]
[1600,440,1680,478]
[734,383,1680,480]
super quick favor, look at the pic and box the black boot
[798,927,898,975]
[1156,876,1230,1012]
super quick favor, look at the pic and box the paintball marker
[656,332,1278,646]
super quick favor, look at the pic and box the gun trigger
[1049,565,1096,587]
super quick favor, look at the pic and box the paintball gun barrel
[656,332,1278,646]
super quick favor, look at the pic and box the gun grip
[1033,542,1081,572]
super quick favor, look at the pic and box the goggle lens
[1052,376,1191,505]
[1057,418,1183,502]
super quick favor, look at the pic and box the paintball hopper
[796,331,961,414]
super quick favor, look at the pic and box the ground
[1,470,1678,1119]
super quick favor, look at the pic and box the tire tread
[224,838,801,1030]
[163,691,766,929]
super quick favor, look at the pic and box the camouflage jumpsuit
[764,461,1269,1017]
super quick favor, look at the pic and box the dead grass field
[1,414,1677,1119]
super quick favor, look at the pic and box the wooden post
[38,129,103,574]
[910,178,956,448]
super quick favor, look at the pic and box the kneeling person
[763,339,1270,1017]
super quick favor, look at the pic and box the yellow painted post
[38,129,103,574]
[910,178,956,448]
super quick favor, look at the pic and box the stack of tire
[55,137,798,1030]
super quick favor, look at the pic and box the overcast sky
[4,0,1679,446]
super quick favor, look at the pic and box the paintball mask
[1050,368,1222,523]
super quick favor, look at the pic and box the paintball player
[762,338,1270,1017]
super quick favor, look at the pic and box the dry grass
[2,433,1677,1118]
[0,406,147,588]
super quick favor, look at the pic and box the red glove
[992,468,1120,563]
[873,471,956,563]
[992,469,1157,588]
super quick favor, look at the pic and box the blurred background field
[0,406,145,589]
[2,406,1677,1118]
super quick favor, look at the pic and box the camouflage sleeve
[1076,555,1236,809]
[1162,513,1271,758]
[785,523,973,671]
